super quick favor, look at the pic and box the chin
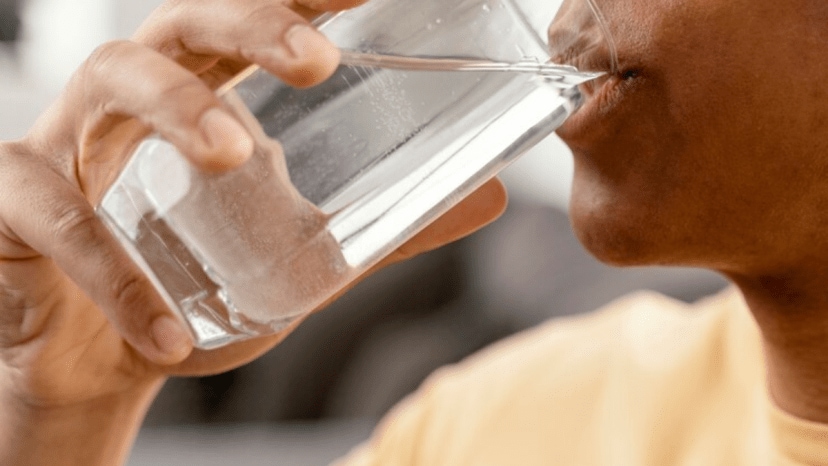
[567,177,673,268]
[569,202,652,267]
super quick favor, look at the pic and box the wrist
[0,377,165,466]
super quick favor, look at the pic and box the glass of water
[97,0,615,348]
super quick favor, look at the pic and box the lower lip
[558,72,637,141]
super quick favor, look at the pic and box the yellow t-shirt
[336,288,828,465]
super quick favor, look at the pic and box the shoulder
[340,287,760,466]
[449,288,742,385]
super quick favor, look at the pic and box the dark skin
[3,0,828,463]
[552,0,828,422]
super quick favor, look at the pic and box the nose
[547,0,615,73]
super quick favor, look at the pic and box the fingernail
[286,24,333,60]
[151,315,193,362]
[199,108,254,169]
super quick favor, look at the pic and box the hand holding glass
[97,0,613,348]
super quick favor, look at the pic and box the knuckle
[72,41,141,117]
[66,40,136,113]
[150,78,217,127]
[49,201,103,251]
[109,272,149,321]
[81,40,136,80]
[83,40,215,123]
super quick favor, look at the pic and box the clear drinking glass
[97,0,615,349]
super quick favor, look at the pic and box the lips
[554,49,642,144]
[557,65,641,146]
[546,0,640,141]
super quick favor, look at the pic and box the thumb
[0,150,193,365]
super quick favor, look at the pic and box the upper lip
[548,38,618,89]
[562,49,616,75]
[556,76,638,148]
[550,45,615,97]
[552,48,642,143]
[546,9,644,142]
[549,37,618,74]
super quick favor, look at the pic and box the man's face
[549,0,828,274]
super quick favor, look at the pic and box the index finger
[132,0,362,89]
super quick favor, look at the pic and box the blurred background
[0,0,727,464]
